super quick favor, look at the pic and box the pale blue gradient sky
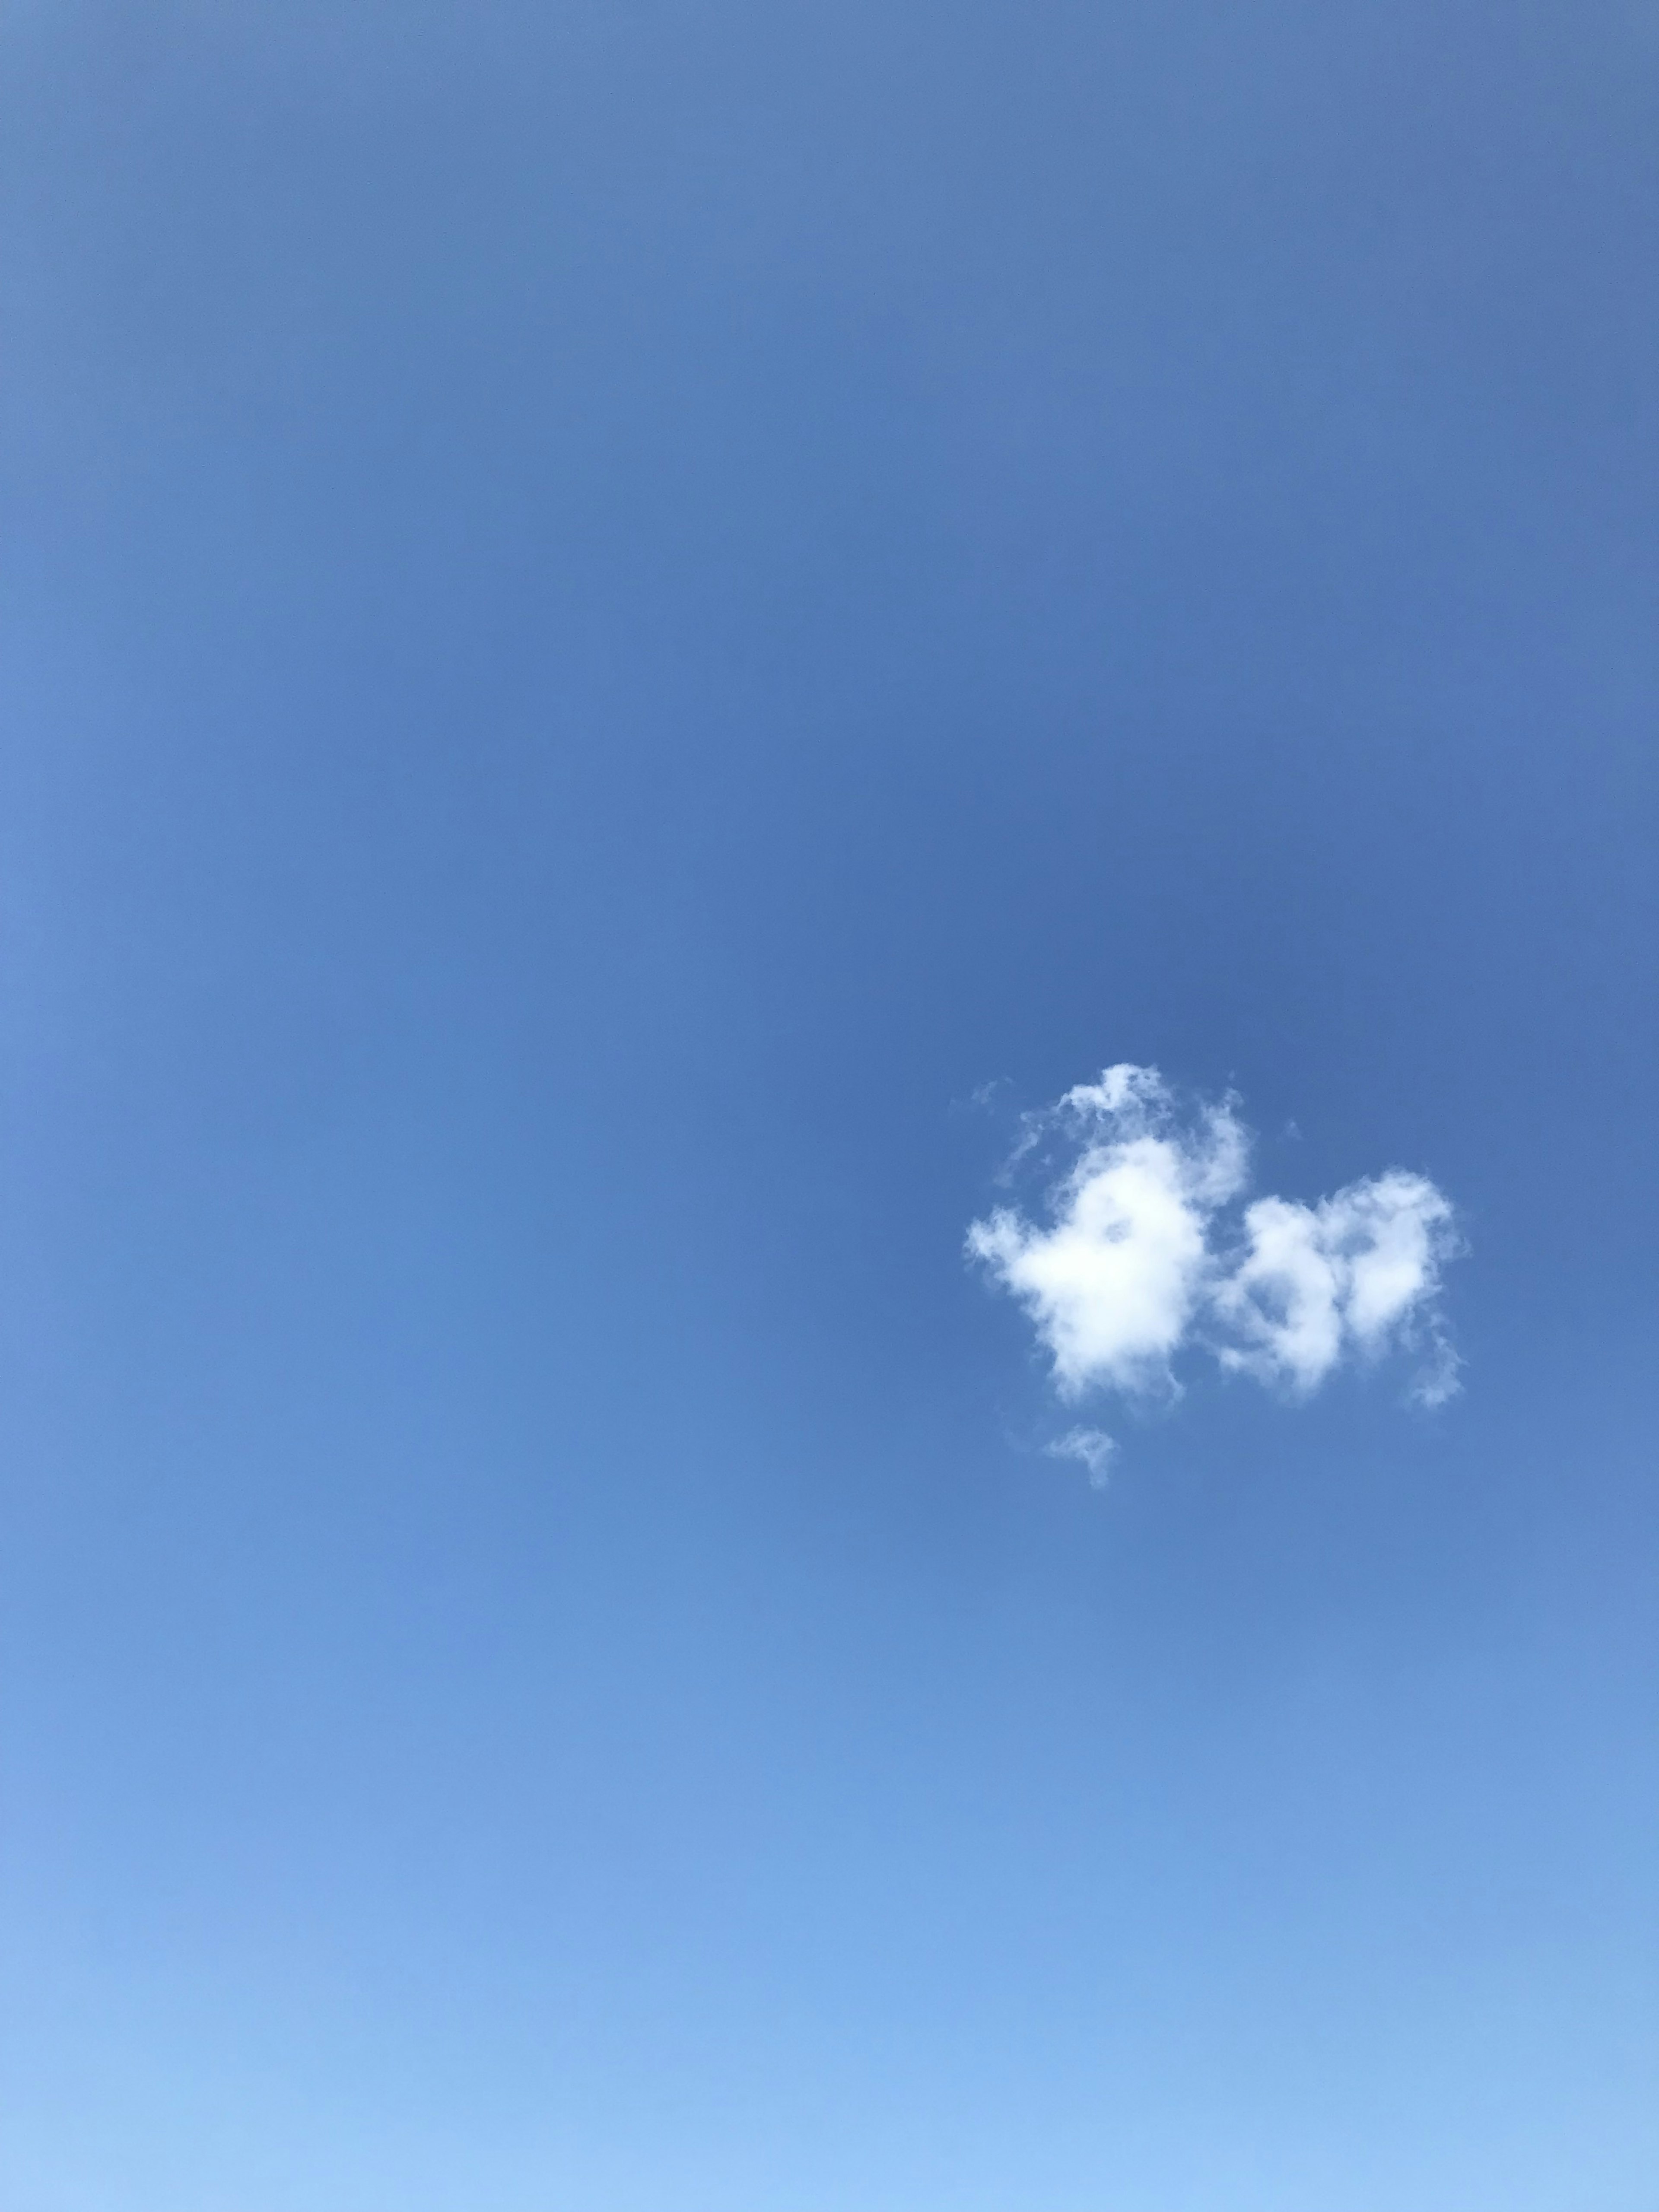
[1,4,1655,2207]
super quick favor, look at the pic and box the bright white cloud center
[968,1065,1460,1449]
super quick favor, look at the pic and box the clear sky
[2,4,1655,2208]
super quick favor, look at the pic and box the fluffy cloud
[966,1066,1245,1398]
[1214,1173,1460,1402]
[968,1065,1461,1453]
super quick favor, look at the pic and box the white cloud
[1046,1427,1117,1487]
[965,1064,1245,1399]
[1214,1173,1459,1397]
[968,1065,1461,1456]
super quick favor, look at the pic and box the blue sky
[1,3,1655,2206]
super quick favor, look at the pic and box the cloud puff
[968,1065,1461,1458]
[1214,1173,1459,1402]
[966,1066,1245,1398]
[1045,1427,1118,1487]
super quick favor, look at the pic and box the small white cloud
[966,1065,1246,1400]
[1409,1326,1463,1409]
[1046,1427,1117,1487]
[969,1065,1462,1442]
[1214,1171,1458,1397]
[1211,1194,1346,1393]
